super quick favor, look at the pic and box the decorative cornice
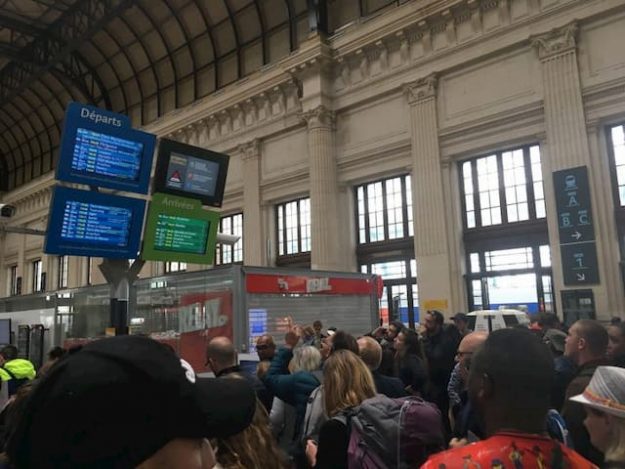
[239,139,261,161]
[531,22,578,60]
[301,105,336,130]
[161,77,301,145]
[404,74,438,104]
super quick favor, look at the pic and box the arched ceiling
[0,0,404,192]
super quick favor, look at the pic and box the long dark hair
[399,329,424,359]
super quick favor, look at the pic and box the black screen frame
[153,138,229,207]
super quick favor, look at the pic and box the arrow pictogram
[576,273,586,281]
[571,230,582,241]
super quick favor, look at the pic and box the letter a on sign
[567,194,579,207]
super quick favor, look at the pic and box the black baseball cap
[6,335,256,468]
[451,312,468,322]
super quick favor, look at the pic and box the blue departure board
[56,103,156,194]
[60,200,132,247]
[45,186,146,259]
[71,128,142,181]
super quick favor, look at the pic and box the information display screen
[0,319,11,345]
[153,139,229,207]
[71,128,142,181]
[60,200,132,247]
[154,214,210,254]
[45,186,146,259]
[56,103,156,194]
[165,153,220,198]
[141,193,219,264]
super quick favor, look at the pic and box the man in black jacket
[357,336,407,398]
[422,310,461,435]
[206,336,273,412]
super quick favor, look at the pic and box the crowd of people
[0,312,622,468]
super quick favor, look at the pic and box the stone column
[302,105,342,271]
[240,139,265,266]
[404,75,455,316]
[533,22,622,317]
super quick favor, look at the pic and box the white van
[467,309,530,333]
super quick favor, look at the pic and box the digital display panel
[60,200,132,247]
[153,139,229,207]
[154,214,210,254]
[165,153,220,198]
[56,102,156,194]
[71,128,142,181]
[0,319,11,345]
[45,186,146,259]
[141,193,219,264]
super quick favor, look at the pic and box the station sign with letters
[553,166,599,286]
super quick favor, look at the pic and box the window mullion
[524,147,537,220]
[297,200,302,254]
[401,176,410,238]
[497,153,508,224]
[471,160,482,227]
[364,186,370,243]
[382,180,389,240]
[276,206,281,257]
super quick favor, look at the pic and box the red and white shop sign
[246,273,374,295]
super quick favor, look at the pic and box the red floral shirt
[421,432,598,469]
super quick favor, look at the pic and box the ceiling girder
[0,11,46,38]
[0,0,135,108]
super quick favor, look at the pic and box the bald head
[357,336,382,371]
[456,331,488,374]
[255,334,276,361]
[206,336,237,374]
[459,331,489,353]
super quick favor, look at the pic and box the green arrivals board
[141,193,219,264]
[154,214,208,254]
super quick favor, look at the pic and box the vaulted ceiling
[0,0,405,192]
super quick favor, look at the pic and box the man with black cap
[5,335,256,468]
[451,312,471,337]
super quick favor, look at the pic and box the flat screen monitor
[153,139,229,207]
[141,193,219,264]
[153,214,210,255]
[56,105,156,194]
[0,319,11,345]
[44,186,146,259]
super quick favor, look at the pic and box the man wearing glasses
[256,334,277,362]
[448,331,488,446]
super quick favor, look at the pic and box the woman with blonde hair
[212,399,290,469]
[570,366,625,468]
[305,349,376,469]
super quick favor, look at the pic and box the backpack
[301,370,326,442]
[334,395,445,469]
[1,367,28,397]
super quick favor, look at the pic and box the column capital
[532,22,578,60]
[404,74,438,105]
[301,105,335,130]
[239,138,261,161]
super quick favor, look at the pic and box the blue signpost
[55,102,155,194]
